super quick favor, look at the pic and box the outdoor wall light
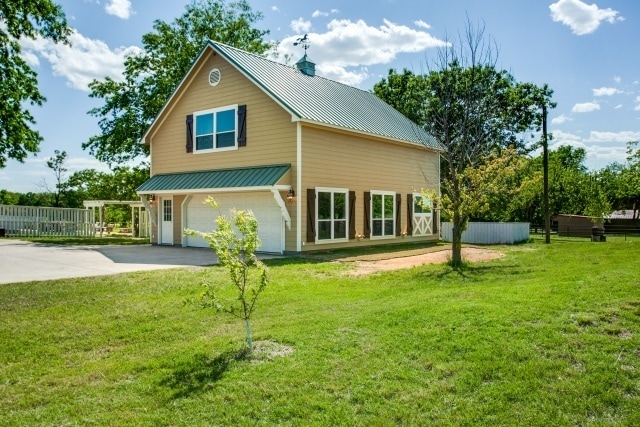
[148,195,155,203]
[287,187,295,202]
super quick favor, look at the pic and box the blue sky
[2,0,640,192]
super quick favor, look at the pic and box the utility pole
[542,104,550,244]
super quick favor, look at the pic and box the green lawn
[1,237,639,426]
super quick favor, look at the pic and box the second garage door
[185,192,283,253]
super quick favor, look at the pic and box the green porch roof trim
[210,41,441,151]
[137,164,291,192]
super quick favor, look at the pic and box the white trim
[271,189,291,230]
[370,190,396,240]
[138,184,290,196]
[193,104,239,153]
[296,122,302,252]
[208,68,221,86]
[139,196,157,227]
[315,187,349,244]
[181,195,192,246]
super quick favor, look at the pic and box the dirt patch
[250,340,294,362]
[347,247,504,276]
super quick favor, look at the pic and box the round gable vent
[208,68,221,86]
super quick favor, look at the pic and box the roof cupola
[293,34,315,77]
[295,54,316,77]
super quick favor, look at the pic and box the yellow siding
[173,195,185,245]
[300,125,440,251]
[148,50,297,174]
[146,48,439,252]
[146,49,298,251]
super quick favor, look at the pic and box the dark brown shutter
[349,191,356,240]
[363,191,371,238]
[237,105,247,147]
[396,193,402,237]
[306,188,316,242]
[433,201,438,234]
[407,194,413,236]
[186,114,193,153]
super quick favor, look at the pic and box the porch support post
[271,189,291,230]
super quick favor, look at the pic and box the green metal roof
[137,164,290,193]
[210,41,441,151]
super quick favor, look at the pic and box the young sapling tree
[185,197,267,351]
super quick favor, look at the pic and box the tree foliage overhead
[374,21,555,266]
[0,1,71,167]
[85,0,272,165]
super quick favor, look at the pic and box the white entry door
[161,197,173,245]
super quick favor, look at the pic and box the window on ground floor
[316,188,348,242]
[371,191,395,238]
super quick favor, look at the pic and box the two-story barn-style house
[137,41,442,254]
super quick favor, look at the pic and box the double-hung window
[194,105,237,152]
[316,188,348,242]
[371,191,395,238]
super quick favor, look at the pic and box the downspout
[296,122,302,252]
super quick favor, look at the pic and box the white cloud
[614,75,621,84]
[572,102,600,113]
[552,130,582,142]
[105,0,134,19]
[614,104,623,109]
[414,19,431,29]
[20,30,142,91]
[276,19,448,85]
[312,10,329,18]
[592,86,621,96]
[317,64,369,87]
[271,6,279,12]
[551,114,572,125]
[291,18,312,33]
[587,131,640,143]
[549,0,622,35]
[549,130,630,169]
[20,50,40,67]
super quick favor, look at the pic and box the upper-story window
[194,105,238,152]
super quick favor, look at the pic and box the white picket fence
[0,205,94,237]
[441,222,530,244]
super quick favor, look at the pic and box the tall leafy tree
[0,1,71,167]
[374,21,554,266]
[85,0,272,165]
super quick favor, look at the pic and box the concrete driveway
[0,239,218,284]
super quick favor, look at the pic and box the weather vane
[293,34,310,54]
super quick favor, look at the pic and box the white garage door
[185,192,283,253]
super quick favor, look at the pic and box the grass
[1,237,639,426]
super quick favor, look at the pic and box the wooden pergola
[82,200,149,238]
